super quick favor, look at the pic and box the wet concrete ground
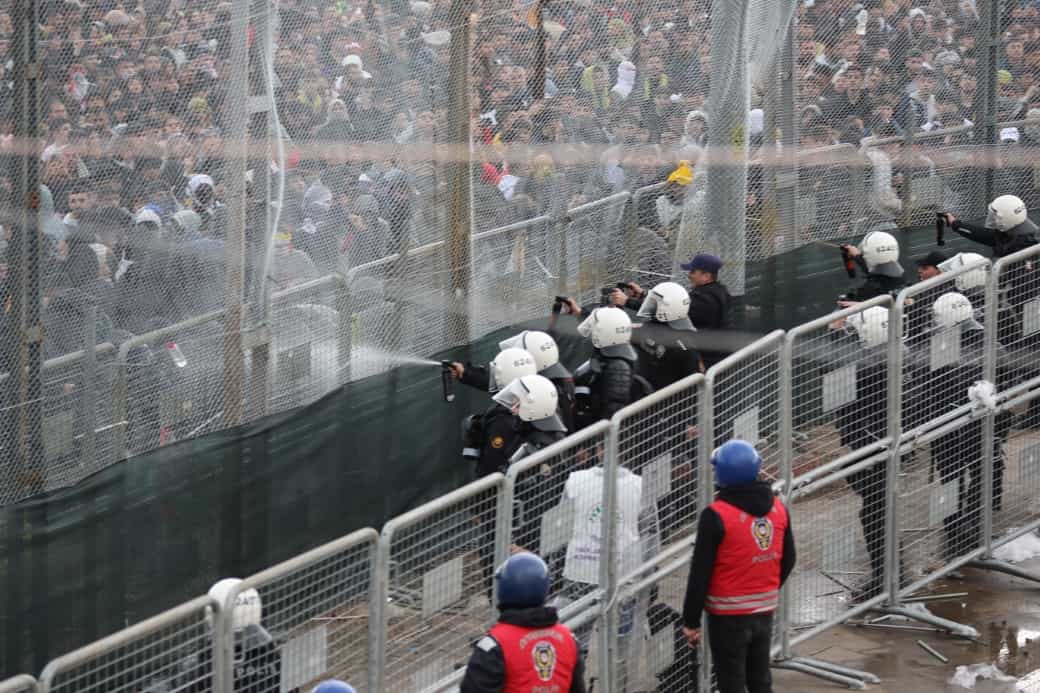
[776,557,1040,691]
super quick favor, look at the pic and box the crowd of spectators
[0,0,1036,361]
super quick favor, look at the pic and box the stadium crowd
[0,0,1037,359]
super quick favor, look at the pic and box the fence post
[369,531,391,693]
[596,422,619,692]
[696,374,715,693]
[777,333,794,660]
[980,260,1001,559]
[978,0,1000,207]
[212,599,231,693]
[884,293,905,603]
[335,273,352,382]
[80,305,98,472]
[112,347,129,461]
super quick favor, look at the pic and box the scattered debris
[917,639,949,663]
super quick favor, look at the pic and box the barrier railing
[38,596,222,693]
[214,528,379,693]
[12,247,1040,692]
[0,676,37,693]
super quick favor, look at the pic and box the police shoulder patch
[478,636,498,652]
[490,436,505,449]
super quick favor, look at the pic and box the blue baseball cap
[680,253,723,274]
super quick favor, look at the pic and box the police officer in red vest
[680,440,796,693]
[461,552,587,693]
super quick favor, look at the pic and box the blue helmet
[311,681,355,693]
[495,552,550,609]
[711,440,762,488]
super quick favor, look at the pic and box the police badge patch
[532,641,557,682]
[751,517,774,550]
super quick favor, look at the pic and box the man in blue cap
[681,440,796,693]
[681,253,732,368]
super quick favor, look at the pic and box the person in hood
[839,227,907,304]
[186,173,228,239]
[681,440,795,693]
[312,98,357,143]
[460,552,586,693]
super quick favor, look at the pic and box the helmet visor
[492,377,526,412]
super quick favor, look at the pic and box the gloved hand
[968,380,998,413]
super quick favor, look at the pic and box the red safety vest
[705,497,788,616]
[488,621,578,693]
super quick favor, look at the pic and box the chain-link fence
[37,596,220,693]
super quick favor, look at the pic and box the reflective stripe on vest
[705,496,788,616]
[488,621,578,693]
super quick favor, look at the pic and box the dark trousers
[707,612,774,693]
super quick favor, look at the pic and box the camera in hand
[552,295,569,314]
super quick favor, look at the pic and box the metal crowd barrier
[10,245,1040,692]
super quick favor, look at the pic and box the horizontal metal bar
[898,547,986,600]
[616,533,697,589]
[505,420,611,482]
[39,595,217,689]
[612,372,704,423]
[706,330,785,386]
[791,452,889,500]
[471,215,551,241]
[789,442,891,493]
[567,191,630,217]
[990,517,1040,551]
[241,527,378,588]
[785,295,892,341]
[381,472,505,538]
[786,593,890,649]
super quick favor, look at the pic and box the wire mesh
[784,453,891,643]
[991,245,1040,543]
[608,561,697,693]
[788,144,868,251]
[38,596,218,693]
[469,216,555,341]
[894,263,994,590]
[707,333,784,483]
[613,374,703,557]
[502,423,618,606]
[221,529,378,693]
[787,301,893,476]
[378,475,506,692]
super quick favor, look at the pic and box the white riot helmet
[846,306,889,349]
[493,374,565,431]
[208,578,263,631]
[488,347,538,392]
[938,252,989,292]
[499,331,567,378]
[578,307,637,358]
[933,292,974,328]
[986,194,1027,232]
[860,229,900,268]
[637,281,693,329]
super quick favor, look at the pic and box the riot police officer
[633,281,702,390]
[839,227,907,304]
[573,307,650,429]
[461,552,587,693]
[834,306,893,600]
[942,194,1039,259]
[498,330,576,431]
[459,348,538,479]
[493,374,569,465]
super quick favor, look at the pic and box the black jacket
[688,281,732,330]
[681,481,796,627]
[575,351,637,428]
[475,404,522,478]
[634,320,702,390]
[951,217,1039,258]
[460,606,587,693]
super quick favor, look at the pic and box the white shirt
[562,466,659,584]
